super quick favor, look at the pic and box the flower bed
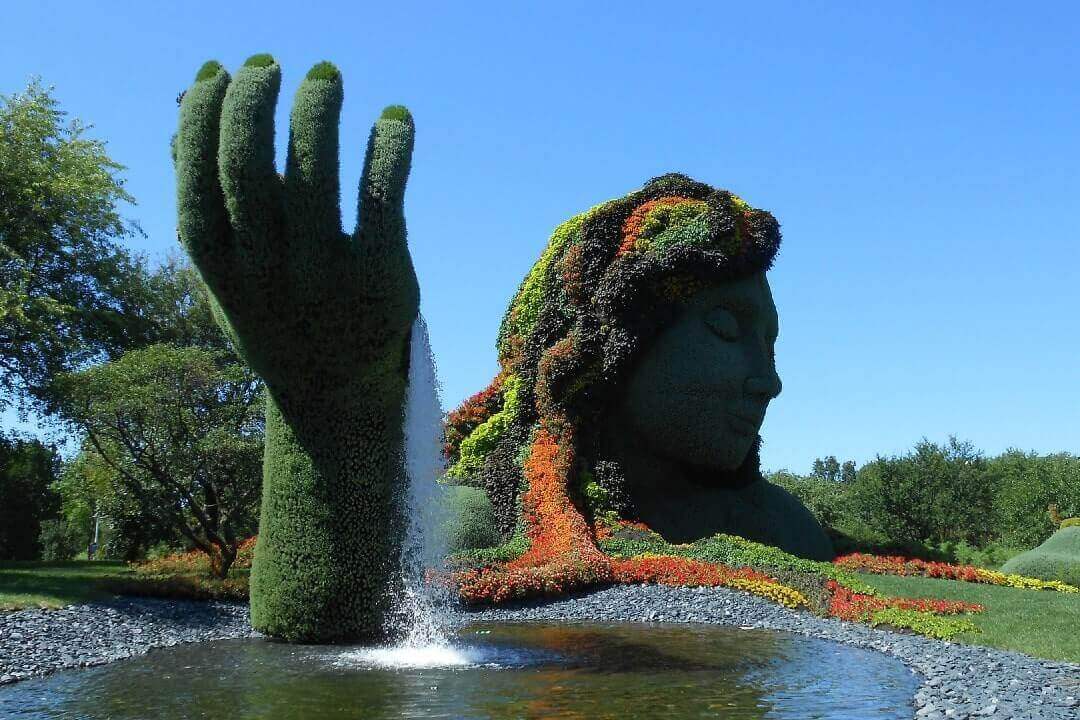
[453,522,986,640]
[834,552,1080,594]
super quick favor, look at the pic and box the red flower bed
[825,580,983,622]
[610,556,773,587]
[834,553,984,582]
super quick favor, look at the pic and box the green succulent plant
[175,55,419,642]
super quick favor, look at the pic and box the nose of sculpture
[745,371,781,401]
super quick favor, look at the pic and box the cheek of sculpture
[617,274,780,472]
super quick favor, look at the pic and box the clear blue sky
[3,1,1077,473]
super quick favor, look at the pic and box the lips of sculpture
[615,272,781,473]
[726,408,767,437]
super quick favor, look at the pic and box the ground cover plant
[835,552,1079,593]
[855,572,1080,663]
[0,561,132,610]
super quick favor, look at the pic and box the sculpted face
[617,272,782,472]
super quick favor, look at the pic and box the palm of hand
[175,56,418,392]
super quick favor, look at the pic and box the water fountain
[345,314,472,669]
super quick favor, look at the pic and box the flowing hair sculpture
[444,173,783,601]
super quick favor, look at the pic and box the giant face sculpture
[617,273,782,474]
[443,173,833,563]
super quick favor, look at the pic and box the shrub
[442,486,500,554]
[850,437,993,546]
[990,451,1080,548]
[767,471,853,532]
[37,519,83,561]
[1000,527,1080,587]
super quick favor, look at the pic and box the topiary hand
[175,55,419,642]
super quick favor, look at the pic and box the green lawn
[0,561,133,610]
[858,572,1080,663]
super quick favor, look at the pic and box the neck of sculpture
[594,411,762,543]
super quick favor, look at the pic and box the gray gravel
[1,586,1078,720]
[0,598,254,685]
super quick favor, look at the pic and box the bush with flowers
[834,552,1079,594]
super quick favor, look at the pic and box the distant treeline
[769,437,1079,566]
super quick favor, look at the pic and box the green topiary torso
[175,57,418,642]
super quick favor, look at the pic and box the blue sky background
[3,1,1077,473]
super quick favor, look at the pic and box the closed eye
[704,307,740,341]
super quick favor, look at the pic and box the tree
[990,450,1080,548]
[54,257,254,561]
[810,455,842,482]
[851,437,993,545]
[0,79,142,413]
[840,460,857,484]
[0,435,61,559]
[54,344,263,576]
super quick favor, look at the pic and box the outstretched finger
[285,62,344,243]
[353,106,414,262]
[219,54,283,259]
[176,61,231,273]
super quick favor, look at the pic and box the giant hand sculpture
[175,55,419,642]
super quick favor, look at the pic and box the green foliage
[243,53,275,68]
[851,437,993,546]
[442,486,500,554]
[53,344,262,576]
[1000,527,1080,586]
[37,519,82,561]
[380,105,411,122]
[0,79,141,411]
[306,61,340,81]
[1062,518,1080,529]
[600,529,875,595]
[767,470,853,532]
[868,607,980,640]
[989,450,1080,547]
[176,59,419,641]
[195,61,224,82]
[0,436,61,560]
[450,532,529,567]
[447,374,523,479]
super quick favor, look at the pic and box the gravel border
[0,598,255,685]
[1,587,1077,720]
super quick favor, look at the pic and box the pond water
[1,622,918,719]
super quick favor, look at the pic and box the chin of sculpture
[444,173,834,564]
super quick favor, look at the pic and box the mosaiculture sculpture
[1001,523,1080,587]
[175,56,418,642]
[444,173,834,602]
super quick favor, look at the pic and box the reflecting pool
[0,623,918,719]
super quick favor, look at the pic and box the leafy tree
[54,344,263,575]
[37,518,83,561]
[840,460,857,484]
[0,79,142,412]
[990,450,1080,548]
[812,455,842,483]
[766,469,852,531]
[113,255,232,354]
[851,437,993,545]
[0,435,61,559]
